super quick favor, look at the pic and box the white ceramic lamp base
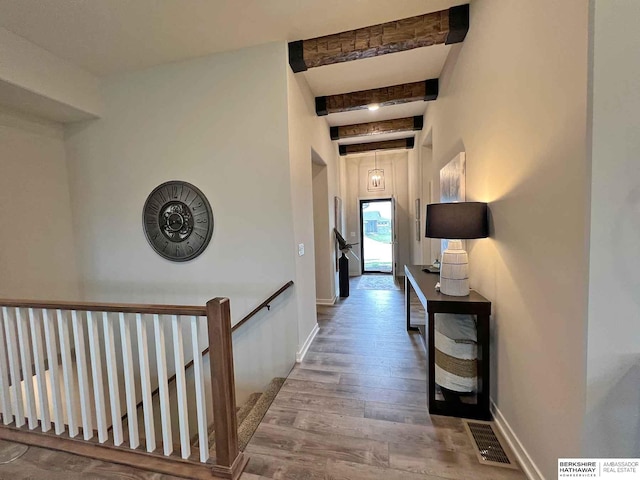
[439,239,469,296]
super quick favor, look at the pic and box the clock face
[142,181,213,262]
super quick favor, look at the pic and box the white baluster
[136,313,155,452]
[2,307,23,427]
[72,310,93,440]
[102,312,123,446]
[172,315,190,459]
[119,312,139,449]
[153,314,173,456]
[191,315,209,462]
[57,310,78,437]
[15,308,37,429]
[42,309,64,434]
[87,311,107,443]
[28,308,51,432]
[0,308,13,425]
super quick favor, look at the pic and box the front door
[360,198,394,274]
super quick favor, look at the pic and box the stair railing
[0,297,247,480]
[118,280,295,430]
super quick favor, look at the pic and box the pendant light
[368,150,385,191]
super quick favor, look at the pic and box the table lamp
[425,202,488,296]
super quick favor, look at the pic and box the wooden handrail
[176,280,294,376]
[0,299,206,317]
[115,281,294,429]
[231,280,294,333]
[0,281,293,319]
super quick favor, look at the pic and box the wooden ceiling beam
[288,4,469,73]
[316,80,437,116]
[330,116,423,140]
[338,138,415,156]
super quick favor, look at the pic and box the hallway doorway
[360,198,394,274]
[311,154,334,303]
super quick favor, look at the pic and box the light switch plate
[350,232,356,238]
[298,243,305,256]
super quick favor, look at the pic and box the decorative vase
[339,252,349,297]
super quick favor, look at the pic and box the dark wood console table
[404,264,492,420]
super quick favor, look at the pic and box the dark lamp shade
[425,202,488,239]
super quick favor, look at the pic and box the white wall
[344,151,410,277]
[407,147,422,265]
[416,1,590,478]
[408,140,436,266]
[420,143,437,265]
[286,67,339,347]
[0,107,80,300]
[64,42,298,400]
[0,28,101,122]
[583,0,640,458]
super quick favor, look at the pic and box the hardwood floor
[242,276,526,480]
[0,275,526,479]
[0,438,185,479]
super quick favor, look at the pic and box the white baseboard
[491,399,545,480]
[316,296,336,306]
[296,323,319,363]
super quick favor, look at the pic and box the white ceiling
[326,97,430,128]
[0,0,463,145]
[307,44,448,137]
[304,44,450,98]
[338,130,419,146]
[0,0,463,77]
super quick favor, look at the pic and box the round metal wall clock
[142,180,214,262]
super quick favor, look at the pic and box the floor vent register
[463,420,520,470]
